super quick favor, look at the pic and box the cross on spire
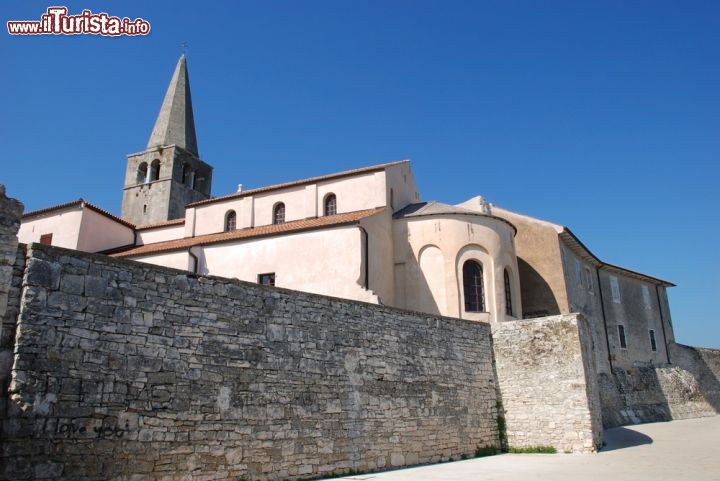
[180,42,189,57]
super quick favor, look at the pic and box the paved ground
[329,416,720,481]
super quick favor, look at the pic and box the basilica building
[18,55,675,375]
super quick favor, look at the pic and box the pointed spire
[147,55,199,156]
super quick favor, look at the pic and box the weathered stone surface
[492,315,603,453]
[2,243,499,480]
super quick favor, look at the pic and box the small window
[137,162,148,184]
[273,203,285,225]
[585,267,593,292]
[39,233,53,246]
[642,285,651,309]
[575,260,583,286]
[618,325,627,349]
[504,269,513,316]
[649,329,657,352]
[610,276,621,303]
[258,273,275,286]
[324,194,337,216]
[143,204,147,214]
[149,159,160,181]
[225,210,236,232]
[463,260,485,312]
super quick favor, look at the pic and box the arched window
[149,159,160,181]
[324,194,337,216]
[273,203,285,224]
[137,162,148,184]
[504,269,513,316]
[463,260,485,312]
[182,163,193,186]
[225,210,236,232]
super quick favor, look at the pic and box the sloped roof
[135,218,186,231]
[186,160,409,208]
[21,199,135,229]
[147,55,199,156]
[111,207,385,258]
[393,201,517,233]
[559,228,675,287]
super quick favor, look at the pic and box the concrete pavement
[329,416,720,481]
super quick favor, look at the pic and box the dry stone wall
[492,315,603,453]
[2,243,499,481]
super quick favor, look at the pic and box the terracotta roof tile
[186,160,409,207]
[135,218,186,230]
[112,207,385,258]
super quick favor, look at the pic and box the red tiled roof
[21,199,135,229]
[135,218,186,230]
[112,207,385,258]
[186,160,409,207]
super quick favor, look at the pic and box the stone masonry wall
[2,243,499,481]
[0,185,23,416]
[492,314,603,453]
[598,343,720,428]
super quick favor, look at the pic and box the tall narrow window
[642,285,651,309]
[618,325,627,349]
[575,259,583,286]
[463,260,485,312]
[504,268,513,316]
[39,233,53,246]
[225,210,236,232]
[585,267,593,292]
[258,273,276,286]
[137,162,148,184]
[273,203,285,224]
[182,163,193,186]
[149,159,160,181]
[610,276,621,303]
[324,194,337,216]
[649,329,657,352]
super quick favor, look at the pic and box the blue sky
[2,1,718,347]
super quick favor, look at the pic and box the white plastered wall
[392,214,520,322]
[77,209,135,253]
[18,207,84,249]
[137,224,186,245]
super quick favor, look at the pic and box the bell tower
[121,55,213,225]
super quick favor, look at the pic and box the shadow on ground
[601,426,654,452]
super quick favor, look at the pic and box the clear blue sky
[2,1,718,347]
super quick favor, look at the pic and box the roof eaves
[560,228,674,287]
[186,160,409,208]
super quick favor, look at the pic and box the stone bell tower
[120,54,213,225]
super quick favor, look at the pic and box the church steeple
[147,54,199,156]
[121,55,212,226]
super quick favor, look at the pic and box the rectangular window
[39,233,53,245]
[610,276,621,303]
[649,329,657,352]
[575,259,583,286]
[585,267,593,292]
[618,325,627,349]
[258,273,275,286]
[642,285,651,309]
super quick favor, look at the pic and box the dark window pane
[618,325,627,349]
[273,203,285,224]
[225,211,236,231]
[324,194,337,216]
[504,269,513,316]
[463,260,484,312]
[258,273,275,286]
